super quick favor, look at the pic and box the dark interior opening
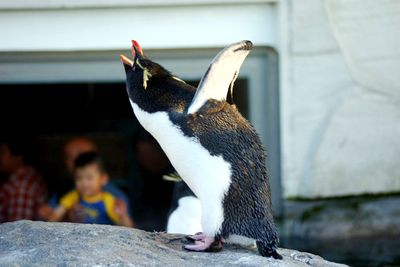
[0,78,248,230]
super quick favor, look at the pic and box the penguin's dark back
[170,102,276,239]
[169,100,272,204]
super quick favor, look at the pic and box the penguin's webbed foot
[183,235,223,252]
[186,232,207,241]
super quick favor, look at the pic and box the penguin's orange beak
[120,39,143,67]
[131,40,143,55]
[120,54,133,67]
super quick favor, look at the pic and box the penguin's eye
[136,59,152,90]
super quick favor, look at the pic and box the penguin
[120,40,282,259]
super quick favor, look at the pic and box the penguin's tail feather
[256,240,282,259]
[254,220,282,259]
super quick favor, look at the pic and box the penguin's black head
[120,40,172,92]
[120,40,195,113]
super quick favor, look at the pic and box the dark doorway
[0,82,173,230]
[0,78,249,230]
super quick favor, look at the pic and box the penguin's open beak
[120,54,133,67]
[131,40,143,56]
[120,39,144,67]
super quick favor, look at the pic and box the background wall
[279,1,400,265]
[280,0,400,198]
[0,1,277,51]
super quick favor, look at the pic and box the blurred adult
[133,131,175,231]
[0,136,47,222]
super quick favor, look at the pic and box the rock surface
[0,220,347,267]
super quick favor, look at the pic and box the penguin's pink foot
[184,236,223,252]
[186,232,207,241]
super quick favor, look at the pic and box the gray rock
[0,220,347,267]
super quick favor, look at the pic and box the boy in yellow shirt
[48,152,133,227]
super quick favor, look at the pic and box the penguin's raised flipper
[187,40,252,114]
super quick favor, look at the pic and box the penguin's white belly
[131,101,232,236]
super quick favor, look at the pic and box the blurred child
[48,152,133,227]
[39,136,131,223]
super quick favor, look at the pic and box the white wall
[0,2,277,51]
[280,0,400,198]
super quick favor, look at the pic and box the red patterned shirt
[0,166,47,222]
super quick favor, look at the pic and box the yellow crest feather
[136,59,152,90]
